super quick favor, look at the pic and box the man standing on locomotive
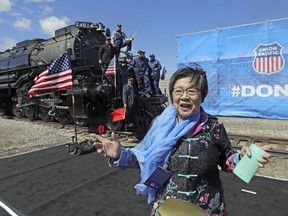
[99,37,115,76]
[111,24,133,58]
[122,77,138,129]
[148,54,162,95]
[128,50,152,97]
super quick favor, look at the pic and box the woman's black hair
[169,63,208,103]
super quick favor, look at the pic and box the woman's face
[172,77,202,122]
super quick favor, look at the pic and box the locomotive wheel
[134,103,166,140]
[38,106,53,122]
[105,108,124,131]
[55,109,73,125]
[23,105,37,120]
[134,109,154,140]
[12,102,24,118]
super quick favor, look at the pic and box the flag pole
[71,81,78,144]
[66,48,78,143]
[114,55,117,97]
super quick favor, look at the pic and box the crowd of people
[99,24,164,97]
[99,24,165,129]
[127,50,163,97]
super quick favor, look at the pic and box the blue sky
[1,0,288,75]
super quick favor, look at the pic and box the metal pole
[114,55,117,97]
[71,84,78,143]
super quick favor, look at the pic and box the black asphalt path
[0,145,287,216]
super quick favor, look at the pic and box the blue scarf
[131,105,200,203]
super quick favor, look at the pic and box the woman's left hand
[239,145,273,168]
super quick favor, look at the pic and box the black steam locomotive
[0,21,167,138]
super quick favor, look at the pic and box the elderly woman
[91,65,271,215]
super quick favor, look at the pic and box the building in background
[159,77,171,104]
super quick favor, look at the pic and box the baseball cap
[117,24,122,28]
[149,54,155,57]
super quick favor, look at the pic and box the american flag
[28,49,73,96]
[104,57,116,76]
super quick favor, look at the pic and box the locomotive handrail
[0,64,48,74]
[0,73,31,90]
[1,64,96,75]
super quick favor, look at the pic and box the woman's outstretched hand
[239,145,273,168]
[89,132,121,159]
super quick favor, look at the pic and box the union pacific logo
[253,41,285,74]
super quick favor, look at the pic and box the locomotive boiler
[0,21,167,138]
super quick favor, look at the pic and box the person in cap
[128,50,152,97]
[90,64,272,215]
[111,24,134,58]
[122,77,138,128]
[148,53,162,95]
[99,37,115,76]
[142,51,155,94]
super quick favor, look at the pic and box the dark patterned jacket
[111,108,239,216]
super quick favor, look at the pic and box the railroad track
[228,133,288,158]
[2,115,288,157]
[2,115,139,147]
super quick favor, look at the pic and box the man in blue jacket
[122,77,138,128]
[128,50,152,97]
[148,54,162,95]
[111,24,133,58]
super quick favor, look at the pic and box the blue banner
[177,18,288,119]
